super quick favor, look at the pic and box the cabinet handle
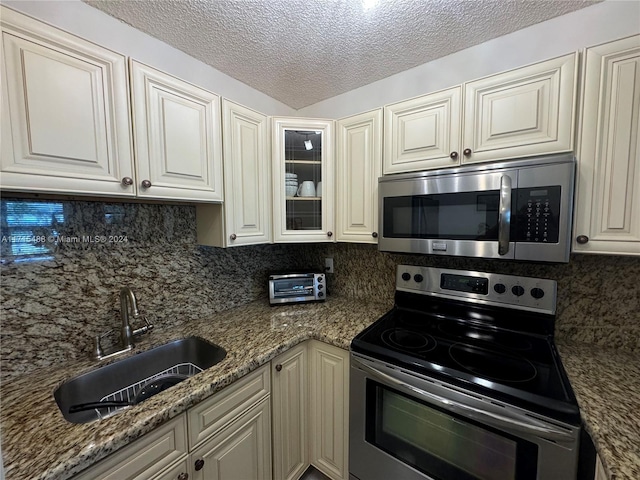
[463,148,472,156]
[576,235,589,244]
[327,231,333,238]
[177,473,189,480]
[194,459,205,471]
[141,180,152,189]
[275,364,283,372]
[372,232,378,238]
[121,177,133,187]
[449,151,458,160]
[230,234,237,241]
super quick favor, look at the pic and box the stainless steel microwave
[269,272,326,305]
[378,154,576,263]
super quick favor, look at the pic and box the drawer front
[73,415,188,480]
[188,364,270,449]
[154,457,190,480]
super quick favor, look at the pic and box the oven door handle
[357,360,574,442]
[498,174,512,256]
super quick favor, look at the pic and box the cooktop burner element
[381,328,437,353]
[448,343,537,383]
[351,265,580,424]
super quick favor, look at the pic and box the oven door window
[273,278,314,298]
[383,191,503,240]
[366,382,537,480]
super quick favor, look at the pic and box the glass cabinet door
[273,118,334,242]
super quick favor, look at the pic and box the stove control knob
[493,283,506,294]
[531,288,545,299]
[414,274,424,283]
[511,285,525,297]
[401,272,411,281]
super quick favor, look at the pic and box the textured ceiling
[84,0,600,109]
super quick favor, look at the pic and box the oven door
[378,168,516,260]
[349,353,580,480]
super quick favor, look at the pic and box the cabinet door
[197,100,271,247]
[130,60,223,202]
[384,87,461,174]
[72,415,188,480]
[336,109,383,243]
[462,53,578,164]
[574,35,640,256]
[191,398,272,480]
[309,341,349,480]
[272,344,308,480]
[272,117,334,242]
[0,7,135,196]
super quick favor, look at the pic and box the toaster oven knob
[414,274,424,283]
[401,272,411,281]
[531,288,545,299]
[511,285,525,297]
[318,284,323,289]
[318,292,324,297]
[493,283,506,294]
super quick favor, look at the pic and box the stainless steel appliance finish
[378,154,576,262]
[269,272,326,304]
[349,265,581,480]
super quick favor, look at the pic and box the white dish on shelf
[285,185,298,196]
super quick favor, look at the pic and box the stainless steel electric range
[349,265,581,480]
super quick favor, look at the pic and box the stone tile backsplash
[1,198,638,381]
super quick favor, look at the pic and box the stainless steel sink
[54,336,226,424]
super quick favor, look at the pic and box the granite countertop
[557,341,640,480]
[2,297,638,480]
[0,296,389,480]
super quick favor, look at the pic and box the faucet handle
[132,316,154,337]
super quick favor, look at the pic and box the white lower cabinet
[272,344,308,480]
[191,398,272,480]
[308,341,350,480]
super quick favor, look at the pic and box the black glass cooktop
[352,299,579,423]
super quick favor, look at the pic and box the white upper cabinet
[574,35,640,256]
[384,87,461,174]
[337,109,383,242]
[197,100,271,247]
[0,7,135,196]
[383,53,578,174]
[272,117,335,243]
[130,60,223,202]
[463,53,578,164]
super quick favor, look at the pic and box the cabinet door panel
[130,60,223,202]
[272,344,308,480]
[463,53,577,164]
[191,398,272,480]
[574,35,640,255]
[0,8,134,196]
[337,109,382,243]
[384,87,461,173]
[309,341,349,480]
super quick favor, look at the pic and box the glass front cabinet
[272,118,334,242]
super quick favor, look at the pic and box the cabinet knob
[230,234,237,241]
[449,151,458,160]
[141,179,152,189]
[576,235,589,244]
[372,232,378,238]
[194,459,205,471]
[463,148,472,156]
[327,231,333,238]
[177,473,189,480]
[121,177,133,187]
[275,364,282,372]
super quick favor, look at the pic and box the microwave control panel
[514,186,562,243]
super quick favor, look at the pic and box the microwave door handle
[498,175,512,255]
[356,360,573,442]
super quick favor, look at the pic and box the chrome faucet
[92,287,154,360]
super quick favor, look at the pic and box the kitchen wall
[298,0,640,119]
[2,198,638,383]
[0,197,321,382]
